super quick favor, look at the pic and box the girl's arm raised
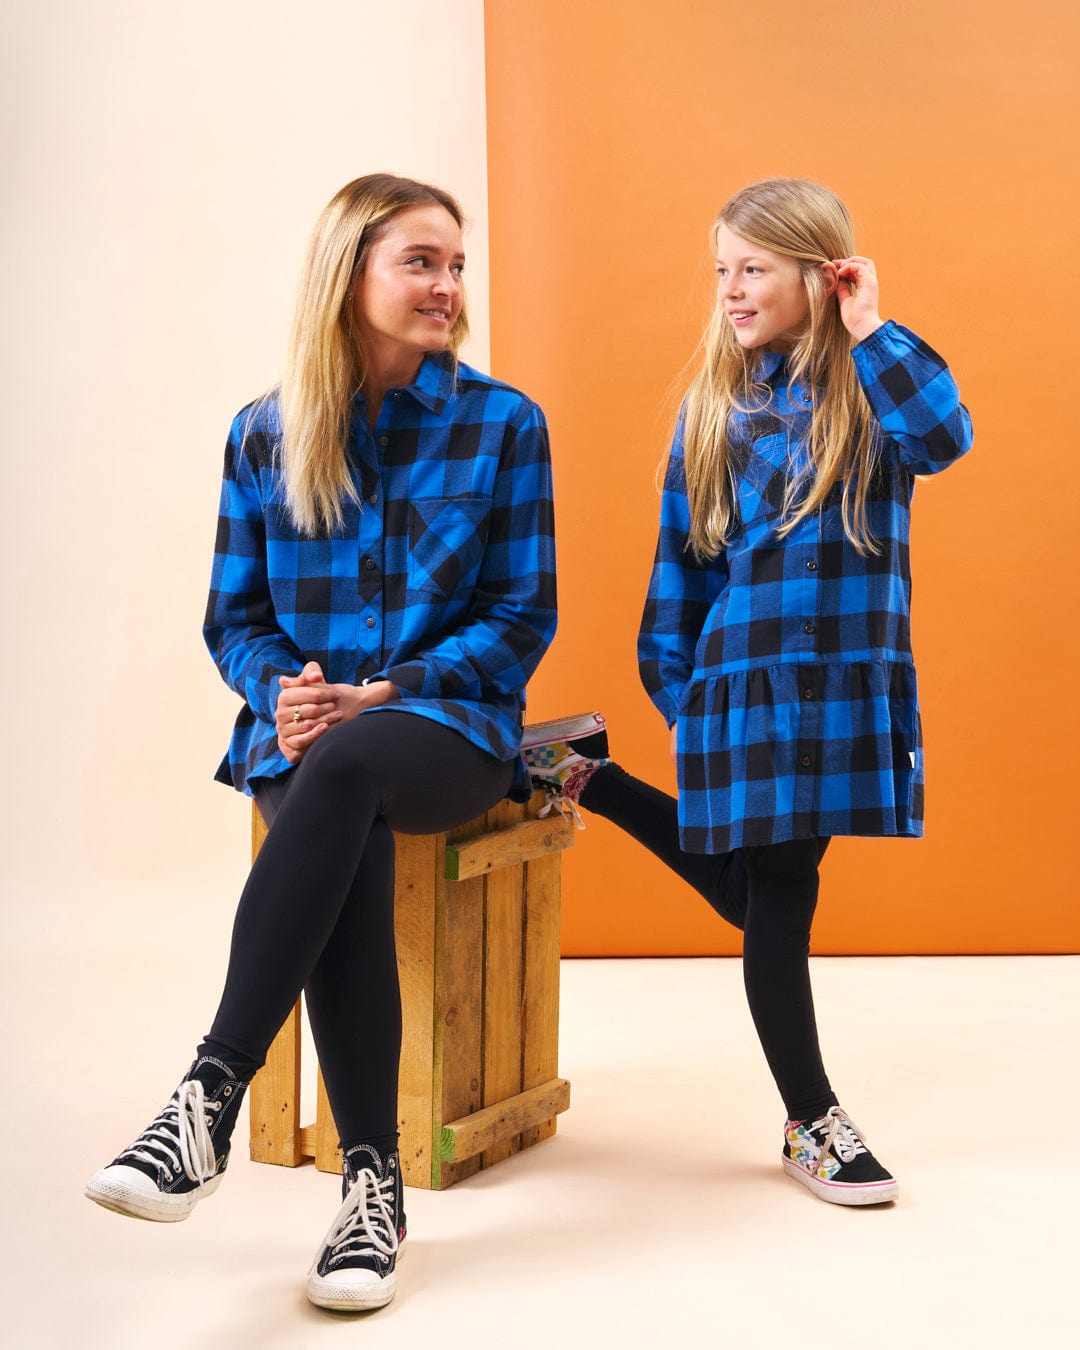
[852,320,974,475]
[638,424,727,727]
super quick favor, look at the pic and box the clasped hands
[275,661,399,764]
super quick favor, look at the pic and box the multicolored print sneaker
[521,712,610,828]
[782,1106,898,1206]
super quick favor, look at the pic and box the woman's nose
[432,267,459,295]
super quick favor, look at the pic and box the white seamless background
[4,0,491,944]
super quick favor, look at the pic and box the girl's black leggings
[198,711,514,1147]
[580,763,838,1122]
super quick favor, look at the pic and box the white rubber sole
[520,712,606,748]
[307,1239,405,1312]
[85,1164,222,1223]
[782,1156,898,1206]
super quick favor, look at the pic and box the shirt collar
[753,349,787,382]
[398,351,454,414]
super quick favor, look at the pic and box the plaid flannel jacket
[638,321,973,853]
[204,353,557,798]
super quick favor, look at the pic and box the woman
[86,174,557,1312]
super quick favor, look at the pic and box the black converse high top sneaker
[307,1144,406,1311]
[85,1057,248,1222]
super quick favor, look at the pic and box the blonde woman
[86,174,557,1310]
[525,178,972,1206]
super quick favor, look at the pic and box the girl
[86,174,557,1308]
[525,177,972,1206]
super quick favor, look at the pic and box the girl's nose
[720,277,743,302]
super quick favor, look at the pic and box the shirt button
[365,616,376,629]
[364,558,376,570]
[369,493,378,505]
[804,622,815,635]
[378,435,389,447]
[803,688,815,700]
[806,560,817,572]
[800,755,812,768]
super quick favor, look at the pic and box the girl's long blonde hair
[682,178,877,559]
[279,173,470,535]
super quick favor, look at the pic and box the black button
[378,435,389,447]
[800,755,812,768]
[803,688,815,700]
[365,616,376,629]
[364,558,376,570]
[804,622,815,635]
[806,560,817,572]
[369,493,378,505]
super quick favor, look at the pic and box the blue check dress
[637,321,973,853]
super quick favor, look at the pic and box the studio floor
[4,954,1077,1349]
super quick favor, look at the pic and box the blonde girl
[526,177,972,1205]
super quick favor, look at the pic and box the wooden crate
[247,789,574,1189]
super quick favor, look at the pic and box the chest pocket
[407,495,492,599]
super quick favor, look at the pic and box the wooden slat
[481,798,526,1169]
[314,1066,341,1173]
[394,830,439,1188]
[432,812,487,1189]
[251,804,269,857]
[248,999,303,1165]
[520,807,563,1149]
[445,815,575,881]
[441,1079,571,1163]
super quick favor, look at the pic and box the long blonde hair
[279,173,470,535]
[682,178,877,560]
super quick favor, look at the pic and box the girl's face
[352,204,465,376]
[714,224,810,354]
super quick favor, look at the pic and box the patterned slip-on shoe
[307,1144,405,1312]
[521,712,609,825]
[782,1105,898,1206]
[85,1058,248,1222]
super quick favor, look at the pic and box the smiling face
[714,223,811,354]
[352,203,465,382]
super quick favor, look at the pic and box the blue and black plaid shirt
[205,352,557,799]
[638,320,973,853]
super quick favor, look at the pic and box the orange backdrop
[484,0,1080,955]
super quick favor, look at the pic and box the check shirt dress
[204,352,557,800]
[638,320,973,854]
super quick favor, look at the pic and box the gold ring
[293,706,302,724]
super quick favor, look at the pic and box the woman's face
[714,223,810,354]
[352,203,465,377]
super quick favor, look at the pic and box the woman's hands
[275,662,400,764]
[821,255,883,344]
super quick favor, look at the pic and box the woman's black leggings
[580,764,838,1122]
[198,711,514,1146]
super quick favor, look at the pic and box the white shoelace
[314,1167,400,1271]
[538,790,585,830]
[117,1080,220,1186]
[811,1108,869,1173]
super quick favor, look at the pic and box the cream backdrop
[4,2,491,959]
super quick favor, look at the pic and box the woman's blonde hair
[279,173,470,535]
[682,177,877,559]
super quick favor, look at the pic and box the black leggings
[199,711,514,1146]
[580,764,837,1121]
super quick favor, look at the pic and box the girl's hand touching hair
[821,256,883,344]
